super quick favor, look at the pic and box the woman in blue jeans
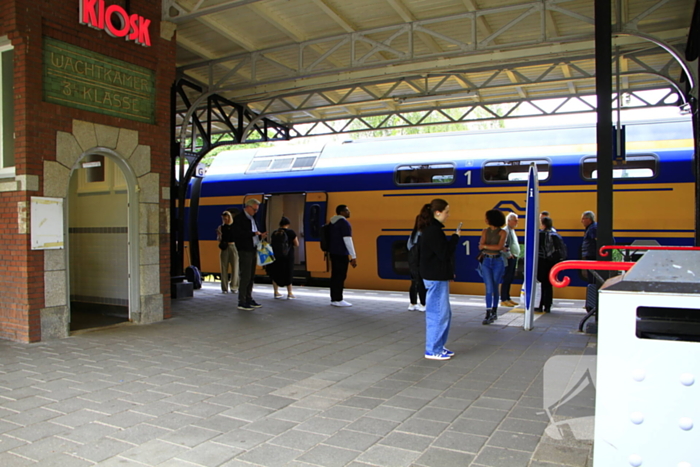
[479,210,507,325]
[417,199,461,361]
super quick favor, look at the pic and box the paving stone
[323,429,381,452]
[473,446,533,467]
[174,440,242,466]
[220,403,274,422]
[244,417,297,436]
[158,424,220,447]
[213,428,274,450]
[396,417,449,437]
[322,405,370,421]
[120,439,189,465]
[108,422,171,445]
[345,416,399,436]
[533,442,592,466]
[269,429,328,450]
[379,431,433,452]
[9,435,81,461]
[237,443,303,467]
[413,405,461,423]
[297,444,360,467]
[499,417,549,436]
[414,447,475,467]
[0,451,35,466]
[488,430,541,452]
[71,437,133,462]
[356,444,420,466]
[295,416,350,436]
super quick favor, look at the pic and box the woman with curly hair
[479,209,507,325]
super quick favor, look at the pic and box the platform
[0,282,595,466]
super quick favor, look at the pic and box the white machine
[594,251,700,466]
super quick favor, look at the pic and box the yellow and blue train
[186,118,695,299]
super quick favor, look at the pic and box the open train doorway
[67,154,130,331]
[264,192,328,281]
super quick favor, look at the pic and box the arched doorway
[67,152,132,331]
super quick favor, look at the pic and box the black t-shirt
[220,223,235,242]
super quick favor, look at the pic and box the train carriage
[186,119,695,299]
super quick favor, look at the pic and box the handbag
[256,241,275,266]
[218,239,228,251]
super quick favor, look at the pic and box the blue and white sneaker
[442,348,455,357]
[425,350,451,360]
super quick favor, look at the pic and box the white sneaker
[416,304,426,312]
[408,304,417,311]
[331,300,352,307]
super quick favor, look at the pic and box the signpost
[43,38,155,123]
[523,163,540,331]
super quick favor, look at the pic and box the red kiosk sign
[79,0,152,47]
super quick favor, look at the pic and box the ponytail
[416,199,448,231]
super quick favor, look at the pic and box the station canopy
[166,0,697,144]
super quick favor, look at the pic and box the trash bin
[593,250,700,466]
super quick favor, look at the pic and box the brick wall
[0,0,175,342]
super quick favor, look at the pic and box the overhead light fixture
[393,91,475,105]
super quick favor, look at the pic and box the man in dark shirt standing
[581,210,598,260]
[328,205,357,307]
[232,199,267,310]
[581,210,598,284]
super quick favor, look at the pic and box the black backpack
[320,223,332,252]
[185,265,202,290]
[542,232,567,263]
[271,228,290,257]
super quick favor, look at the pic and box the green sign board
[43,37,155,124]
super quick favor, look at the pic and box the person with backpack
[266,216,299,299]
[406,212,426,312]
[537,216,567,313]
[328,205,357,307]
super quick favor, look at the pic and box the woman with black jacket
[417,199,461,361]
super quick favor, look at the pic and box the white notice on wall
[31,197,64,250]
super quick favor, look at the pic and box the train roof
[206,118,694,177]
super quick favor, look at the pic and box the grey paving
[0,282,596,466]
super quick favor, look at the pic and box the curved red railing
[599,245,700,257]
[548,260,634,288]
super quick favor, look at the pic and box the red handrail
[599,245,700,257]
[548,260,634,288]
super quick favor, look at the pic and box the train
[185,118,696,299]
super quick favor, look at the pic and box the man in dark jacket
[232,199,266,310]
[328,205,357,307]
[581,210,598,284]
[537,216,566,312]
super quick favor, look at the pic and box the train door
[261,192,328,277]
[304,192,328,273]
[264,193,306,272]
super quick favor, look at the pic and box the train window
[483,160,550,182]
[582,155,657,180]
[246,155,319,173]
[293,156,316,169]
[248,160,271,172]
[270,159,294,171]
[395,163,455,185]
